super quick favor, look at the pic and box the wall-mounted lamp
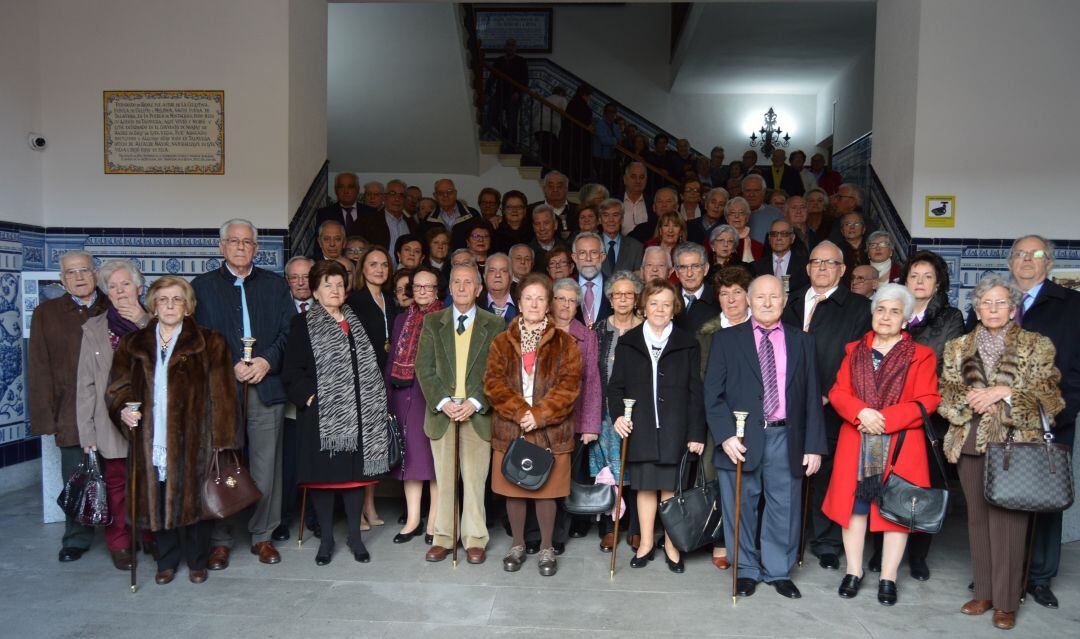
[748,108,789,157]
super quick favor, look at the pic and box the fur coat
[938,323,1064,463]
[105,318,238,531]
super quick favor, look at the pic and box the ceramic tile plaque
[103,90,224,174]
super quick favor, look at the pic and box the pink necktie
[774,257,784,277]
[584,281,596,326]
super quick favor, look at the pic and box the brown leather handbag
[201,450,262,519]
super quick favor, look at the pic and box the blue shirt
[1023,281,1044,311]
[592,118,619,160]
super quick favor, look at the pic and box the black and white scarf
[306,302,390,473]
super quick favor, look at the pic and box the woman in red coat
[823,283,941,606]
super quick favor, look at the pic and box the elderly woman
[485,273,581,576]
[106,276,237,585]
[938,274,1064,630]
[544,246,576,281]
[608,279,706,573]
[696,266,753,570]
[679,178,704,221]
[76,259,153,570]
[839,212,869,276]
[822,283,942,606]
[552,279,602,444]
[724,197,763,264]
[282,261,393,566]
[575,206,600,237]
[591,271,645,551]
[386,266,444,545]
[866,231,900,283]
[395,234,425,271]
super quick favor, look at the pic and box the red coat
[822,332,941,533]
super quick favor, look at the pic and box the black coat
[674,283,719,334]
[751,250,810,294]
[781,285,871,441]
[606,324,706,465]
[909,294,965,370]
[492,222,534,255]
[345,287,398,373]
[704,321,827,476]
[315,202,377,240]
[280,314,382,483]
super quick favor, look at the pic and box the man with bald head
[706,274,826,599]
[848,265,879,298]
[419,178,481,249]
[316,172,375,237]
[780,240,871,572]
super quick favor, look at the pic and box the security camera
[28,133,47,151]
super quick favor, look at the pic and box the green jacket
[415,307,503,441]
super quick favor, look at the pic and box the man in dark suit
[753,218,810,293]
[479,253,518,325]
[780,240,871,571]
[360,178,417,260]
[687,187,728,246]
[315,172,376,239]
[598,198,645,277]
[763,150,805,197]
[527,171,579,239]
[706,274,827,599]
[418,178,481,249]
[528,205,567,272]
[571,232,613,329]
[673,242,717,333]
[620,162,657,244]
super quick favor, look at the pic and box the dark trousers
[153,483,213,571]
[60,445,95,550]
[807,437,843,557]
[311,488,364,550]
[280,417,315,529]
[1028,511,1062,586]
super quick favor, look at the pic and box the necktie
[299,301,308,313]
[605,240,617,271]
[775,256,784,277]
[584,281,596,326]
[804,293,825,332]
[345,206,356,223]
[234,277,252,339]
[684,294,694,311]
[1015,293,1031,326]
[758,326,780,419]
[457,314,467,335]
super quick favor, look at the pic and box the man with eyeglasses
[29,250,110,562]
[598,198,644,277]
[480,253,517,325]
[528,171,578,238]
[753,218,809,294]
[780,240,871,572]
[848,265,880,298]
[192,218,295,570]
[419,178,481,250]
[866,231,900,283]
[671,242,717,334]
[315,220,345,261]
[838,212,869,278]
[528,205,567,272]
[363,181,385,212]
[315,172,374,238]
[360,178,417,267]
[572,233,612,329]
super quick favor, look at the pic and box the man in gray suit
[598,198,645,278]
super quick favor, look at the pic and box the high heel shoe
[665,553,685,574]
[393,526,421,544]
[630,547,655,568]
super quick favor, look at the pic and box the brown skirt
[491,450,571,499]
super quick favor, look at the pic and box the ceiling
[672,1,876,95]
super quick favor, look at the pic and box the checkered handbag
[984,402,1074,513]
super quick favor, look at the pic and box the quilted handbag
[564,443,616,515]
[201,450,263,519]
[984,401,1074,513]
[386,413,404,469]
[878,402,950,534]
[658,451,723,553]
[501,429,554,491]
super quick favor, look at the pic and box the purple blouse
[566,319,602,434]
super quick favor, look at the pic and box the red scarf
[389,300,444,386]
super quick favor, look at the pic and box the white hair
[95,258,143,290]
[572,231,604,253]
[552,277,581,302]
[642,245,673,270]
[871,283,916,320]
[532,204,556,222]
[59,250,95,272]
[741,174,766,189]
[542,171,569,188]
[219,218,259,243]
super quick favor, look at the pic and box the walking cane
[125,402,142,593]
[797,481,811,566]
[241,337,256,426]
[610,399,636,580]
[1020,514,1037,603]
[451,397,465,569]
[731,411,749,606]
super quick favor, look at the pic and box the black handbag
[57,453,111,526]
[878,402,950,534]
[658,451,723,553]
[984,401,1074,513]
[501,428,554,491]
[56,454,92,517]
[564,443,615,515]
[386,413,404,469]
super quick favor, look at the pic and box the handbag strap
[520,425,553,451]
[673,449,704,497]
[915,401,950,488]
[1037,400,1055,442]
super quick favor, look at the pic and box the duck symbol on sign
[930,201,950,216]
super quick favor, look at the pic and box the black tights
[311,487,365,550]
[507,498,556,549]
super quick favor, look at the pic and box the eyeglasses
[610,292,636,300]
[683,188,700,194]
[1009,249,1047,261]
[224,238,256,248]
[851,275,874,282]
[675,263,706,272]
[842,221,864,228]
[434,189,457,197]
[503,205,525,212]
[868,241,891,249]
[553,295,578,305]
[344,247,364,255]
[394,286,408,294]
[470,233,490,241]
[386,190,405,197]
[978,299,1011,309]
[63,267,93,277]
[412,284,438,292]
[548,259,570,268]
[479,200,499,207]
[576,250,603,259]
[154,295,186,308]
[286,274,308,282]
[767,231,794,238]
[809,258,842,269]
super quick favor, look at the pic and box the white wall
[289,0,328,214]
[327,2,479,175]
[816,47,874,150]
[36,0,296,229]
[0,0,43,226]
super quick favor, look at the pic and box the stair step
[517,166,542,181]
[479,141,501,154]
[497,154,522,167]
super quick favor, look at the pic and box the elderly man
[668,138,695,178]
[193,218,295,569]
[363,181,385,211]
[866,231,900,283]
[405,185,423,217]
[362,179,417,266]
[528,171,578,237]
[784,195,817,253]
[653,187,679,218]
[764,149,805,197]
[598,198,645,277]
[707,274,826,599]
[838,212,869,277]
[419,179,481,249]
[753,218,809,293]
[827,183,877,244]
[315,220,346,261]
[316,172,373,237]
[480,252,517,323]
[849,265,880,298]
[508,244,534,283]
[780,240,871,571]
[528,205,566,270]
[29,250,109,562]
[742,149,764,175]
[671,242,716,333]
[416,264,503,564]
[640,245,673,282]
[744,174,784,244]
[621,162,656,243]
[572,232,612,328]
[809,153,843,195]
[688,187,728,246]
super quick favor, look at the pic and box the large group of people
[27,165,1078,633]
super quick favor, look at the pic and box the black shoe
[868,551,881,573]
[525,540,541,555]
[553,542,566,556]
[271,524,290,542]
[665,554,685,573]
[350,541,371,563]
[736,578,757,597]
[1027,584,1059,609]
[878,579,898,606]
[393,527,421,544]
[569,521,590,538]
[629,547,655,568]
[818,553,840,570]
[315,544,334,566]
[909,556,930,581]
[58,547,86,562]
[838,574,862,599]
[772,579,802,599]
[424,534,433,545]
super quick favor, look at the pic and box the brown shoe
[110,548,134,571]
[992,609,1016,630]
[961,599,993,615]
[208,546,230,570]
[425,545,450,562]
[466,547,486,564]
[188,569,208,584]
[251,541,281,564]
[600,533,614,553]
[712,556,730,570]
[154,568,176,585]
[628,534,641,550]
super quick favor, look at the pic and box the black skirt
[627,461,688,492]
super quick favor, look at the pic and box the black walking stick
[731,411,748,606]
[125,402,142,593]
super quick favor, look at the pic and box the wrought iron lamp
[748,107,790,157]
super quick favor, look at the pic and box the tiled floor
[0,483,1076,638]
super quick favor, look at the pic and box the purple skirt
[390,382,436,481]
